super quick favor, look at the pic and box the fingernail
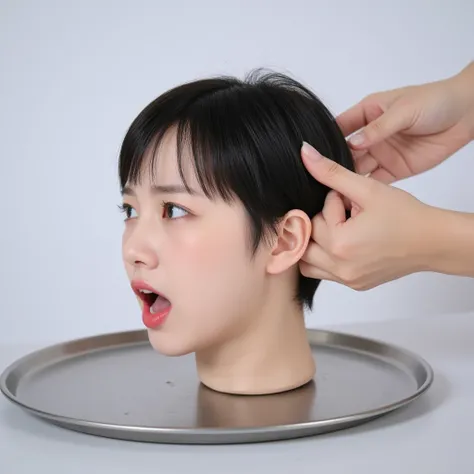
[349,132,364,146]
[301,141,322,160]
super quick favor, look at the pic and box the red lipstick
[131,280,171,329]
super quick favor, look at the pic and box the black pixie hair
[119,69,354,310]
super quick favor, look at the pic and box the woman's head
[119,70,354,356]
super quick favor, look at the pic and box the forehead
[133,128,199,189]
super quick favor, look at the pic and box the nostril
[124,245,159,269]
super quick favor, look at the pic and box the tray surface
[0,328,433,444]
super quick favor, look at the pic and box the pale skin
[299,61,474,290]
[121,128,315,395]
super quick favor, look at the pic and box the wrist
[418,206,474,277]
[453,61,474,140]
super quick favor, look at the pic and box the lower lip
[142,302,171,329]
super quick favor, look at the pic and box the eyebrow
[121,184,201,196]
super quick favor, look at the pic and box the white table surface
[1,311,473,473]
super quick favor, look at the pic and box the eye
[162,202,189,220]
[118,203,137,220]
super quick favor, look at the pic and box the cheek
[121,227,135,275]
[170,221,247,270]
[168,223,252,314]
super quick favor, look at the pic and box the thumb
[301,141,372,206]
[348,101,411,149]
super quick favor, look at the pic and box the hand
[338,62,474,184]
[299,142,437,290]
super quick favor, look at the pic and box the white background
[1,0,473,345]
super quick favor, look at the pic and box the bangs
[118,76,252,203]
[119,121,230,202]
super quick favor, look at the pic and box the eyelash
[117,202,189,220]
[117,203,133,219]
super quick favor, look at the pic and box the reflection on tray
[196,380,317,428]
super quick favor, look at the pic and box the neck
[194,286,316,395]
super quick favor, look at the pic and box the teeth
[140,289,153,294]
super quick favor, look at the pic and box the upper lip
[131,280,169,302]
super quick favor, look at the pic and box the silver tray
[0,328,433,444]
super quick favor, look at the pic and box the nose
[122,219,159,270]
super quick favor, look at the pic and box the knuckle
[365,120,385,141]
[330,239,350,259]
[324,160,340,179]
[369,119,383,133]
[363,175,378,197]
[364,92,378,102]
[299,262,308,276]
[349,278,366,290]
[394,96,414,114]
[363,93,384,112]
[360,93,376,106]
[299,261,312,278]
[338,266,360,286]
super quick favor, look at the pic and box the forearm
[419,206,474,277]
[453,61,474,140]
[422,63,474,276]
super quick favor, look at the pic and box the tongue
[151,295,171,314]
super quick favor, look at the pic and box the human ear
[266,210,312,275]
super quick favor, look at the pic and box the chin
[147,330,195,357]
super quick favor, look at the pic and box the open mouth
[132,282,171,315]
[137,289,159,307]
[131,280,172,329]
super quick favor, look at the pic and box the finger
[351,203,362,218]
[322,190,347,226]
[354,155,379,175]
[311,213,330,248]
[337,100,386,143]
[348,101,413,150]
[352,148,368,160]
[301,141,374,206]
[336,103,368,138]
[299,261,337,282]
[342,195,352,210]
[369,167,396,184]
[300,243,336,275]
